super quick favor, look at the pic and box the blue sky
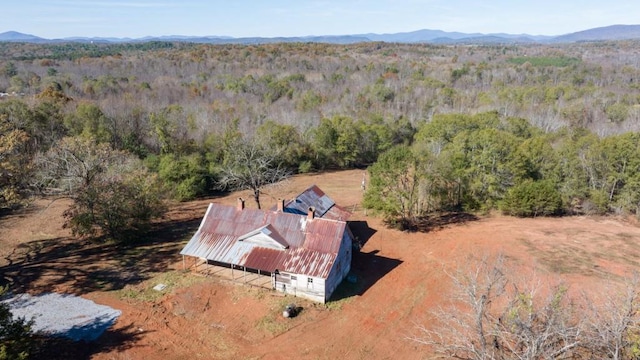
[4,0,640,39]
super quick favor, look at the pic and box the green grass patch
[324,295,353,311]
[117,270,206,302]
[255,313,292,335]
[256,297,298,335]
[508,56,581,67]
[325,276,362,309]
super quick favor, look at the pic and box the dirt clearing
[1,169,639,359]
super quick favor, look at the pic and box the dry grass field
[1,169,639,359]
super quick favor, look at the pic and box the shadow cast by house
[329,249,402,302]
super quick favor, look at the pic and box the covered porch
[184,257,274,289]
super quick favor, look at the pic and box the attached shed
[271,184,352,222]
[180,187,353,303]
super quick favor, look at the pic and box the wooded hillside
[2,40,640,232]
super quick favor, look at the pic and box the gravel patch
[2,293,121,341]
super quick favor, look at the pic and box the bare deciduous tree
[583,274,640,360]
[218,143,290,209]
[496,280,582,359]
[408,256,585,360]
[408,255,507,360]
[33,136,166,241]
[33,136,130,195]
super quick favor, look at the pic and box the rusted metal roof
[271,184,352,221]
[180,201,349,279]
[238,224,289,250]
[304,219,345,253]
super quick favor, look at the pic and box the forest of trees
[365,112,640,227]
[2,40,640,234]
[4,39,640,358]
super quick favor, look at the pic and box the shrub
[0,288,35,360]
[501,179,562,217]
[156,153,212,201]
[298,160,313,174]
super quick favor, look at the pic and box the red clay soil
[2,169,640,360]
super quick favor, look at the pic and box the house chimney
[307,207,315,220]
[237,198,245,211]
[277,198,285,212]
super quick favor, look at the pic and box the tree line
[365,111,640,227]
[3,40,640,137]
[0,92,412,240]
[2,40,640,236]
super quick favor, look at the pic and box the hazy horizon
[3,1,640,39]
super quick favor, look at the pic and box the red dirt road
[2,170,639,360]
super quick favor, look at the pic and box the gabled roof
[272,185,351,221]
[238,224,289,250]
[180,201,348,279]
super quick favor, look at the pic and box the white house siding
[274,272,327,303]
[323,230,353,301]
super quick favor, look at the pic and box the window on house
[307,278,313,288]
[291,275,297,280]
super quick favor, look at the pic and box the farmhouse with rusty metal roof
[180,185,354,303]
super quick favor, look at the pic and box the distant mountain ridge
[551,24,640,42]
[0,31,47,42]
[1,24,640,45]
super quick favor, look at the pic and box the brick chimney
[307,207,315,220]
[277,198,285,212]
[237,198,245,211]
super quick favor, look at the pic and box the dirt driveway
[1,169,639,360]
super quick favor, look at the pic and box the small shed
[271,184,352,221]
